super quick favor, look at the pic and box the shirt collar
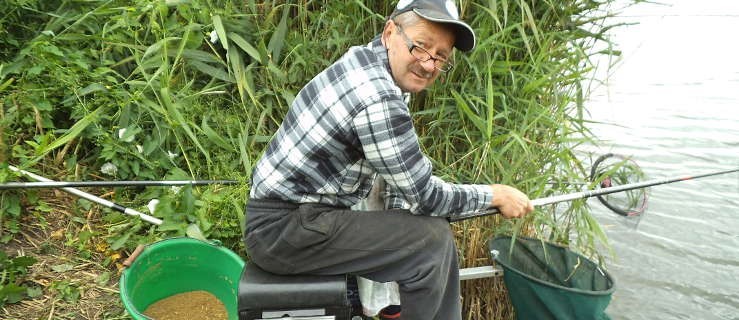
[368,35,391,75]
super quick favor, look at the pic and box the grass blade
[212,15,229,52]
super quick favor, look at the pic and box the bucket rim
[119,236,245,319]
[490,236,616,296]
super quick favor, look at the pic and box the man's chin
[400,79,431,93]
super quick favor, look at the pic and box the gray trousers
[244,199,462,320]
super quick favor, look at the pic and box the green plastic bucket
[119,237,245,320]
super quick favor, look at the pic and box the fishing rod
[0,179,239,190]
[7,165,163,225]
[450,167,739,222]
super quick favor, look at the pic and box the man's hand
[489,184,534,218]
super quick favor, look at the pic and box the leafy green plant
[49,280,80,304]
[0,191,22,243]
[0,251,38,307]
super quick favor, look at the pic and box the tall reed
[418,1,624,317]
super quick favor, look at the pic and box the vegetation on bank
[1,0,629,318]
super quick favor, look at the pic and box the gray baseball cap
[390,0,476,52]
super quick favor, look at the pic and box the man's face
[382,19,455,93]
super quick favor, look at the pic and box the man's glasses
[394,23,454,72]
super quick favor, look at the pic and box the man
[244,1,534,319]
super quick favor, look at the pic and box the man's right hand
[489,184,534,218]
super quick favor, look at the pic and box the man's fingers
[490,184,534,218]
[508,199,533,218]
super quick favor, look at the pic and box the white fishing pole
[7,165,162,225]
[0,179,238,189]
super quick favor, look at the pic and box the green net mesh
[489,236,615,320]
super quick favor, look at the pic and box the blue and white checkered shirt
[249,38,493,218]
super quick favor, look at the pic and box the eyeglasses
[394,22,454,72]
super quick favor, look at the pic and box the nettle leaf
[26,287,43,298]
[11,256,37,269]
[110,231,133,250]
[1,194,21,217]
[44,44,65,57]
[26,64,45,76]
[34,100,52,112]
[166,167,190,180]
[78,83,108,96]
[179,186,195,214]
[0,283,27,304]
[157,220,187,233]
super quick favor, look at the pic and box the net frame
[590,153,649,216]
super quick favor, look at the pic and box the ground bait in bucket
[143,290,228,320]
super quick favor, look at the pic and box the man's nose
[419,59,436,72]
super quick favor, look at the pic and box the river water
[580,1,739,319]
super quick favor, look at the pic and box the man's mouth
[411,69,432,80]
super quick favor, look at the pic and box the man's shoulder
[333,44,385,74]
[293,41,403,111]
[348,43,382,61]
[318,44,399,96]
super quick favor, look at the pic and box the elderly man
[244,0,533,319]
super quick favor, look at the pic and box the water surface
[582,1,739,319]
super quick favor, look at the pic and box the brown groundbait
[143,290,228,320]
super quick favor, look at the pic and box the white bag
[351,177,401,316]
[356,276,400,316]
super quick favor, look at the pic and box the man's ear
[381,20,394,47]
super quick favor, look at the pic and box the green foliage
[0,0,626,254]
[0,251,38,307]
[415,0,625,253]
[0,163,26,243]
[0,191,22,243]
[0,0,394,244]
[49,280,80,303]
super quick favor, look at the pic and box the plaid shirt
[249,38,493,218]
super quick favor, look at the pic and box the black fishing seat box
[238,263,352,320]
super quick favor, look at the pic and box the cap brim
[413,8,476,52]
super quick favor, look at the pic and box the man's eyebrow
[415,39,450,59]
[434,47,451,59]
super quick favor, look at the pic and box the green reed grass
[410,0,626,316]
[1,0,629,317]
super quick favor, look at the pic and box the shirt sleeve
[352,97,493,217]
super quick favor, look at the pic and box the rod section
[7,165,163,225]
[0,179,238,189]
[450,167,739,222]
